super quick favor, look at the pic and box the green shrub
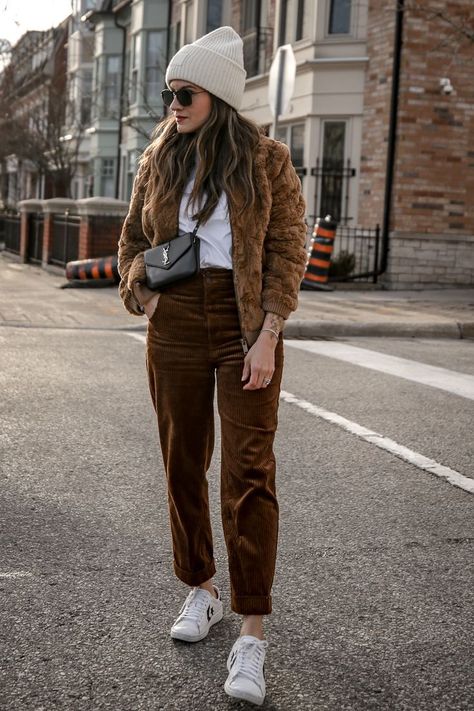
[328,250,356,277]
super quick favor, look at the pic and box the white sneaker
[224,635,268,706]
[170,585,223,642]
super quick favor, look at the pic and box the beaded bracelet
[260,327,279,341]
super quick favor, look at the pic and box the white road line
[127,332,146,343]
[285,341,474,401]
[0,571,33,578]
[280,390,474,495]
[126,332,473,493]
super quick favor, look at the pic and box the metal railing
[27,213,44,264]
[305,217,382,283]
[329,223,381,283]
[311,158,357,226]
[50,213,80,266]
[2,215,21,254]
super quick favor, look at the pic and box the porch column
[75,198,129,260]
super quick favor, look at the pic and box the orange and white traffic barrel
[66,255,119,282]
[301,215,337,291]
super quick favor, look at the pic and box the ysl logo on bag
[162,244,170,266]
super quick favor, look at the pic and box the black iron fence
[305,216,382,283]
[311,158,356,225]
[329,223,381,283]
[50,213,80,266]
[27,213,44,264]
[2,215,21,254]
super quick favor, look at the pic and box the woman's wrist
[261,312,285,339]
[260,327,279,341]
[258,329,278,348]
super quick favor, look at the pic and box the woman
[117,26,307,706]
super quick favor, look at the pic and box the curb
[283,320,474,340]
[460,322,474,338]
[125,320,474,339]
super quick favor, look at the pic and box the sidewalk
[1,252,473,338]
[288,286,474,339]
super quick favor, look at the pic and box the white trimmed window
[103,55,120,117]
[279,0,313,44]
[145,30,167,103]
[318,119,347,222]
[206,0,223,32]
[275,123,305,175]
[328,0,352,34]
[130,33,141,105]
[100,158,115,197]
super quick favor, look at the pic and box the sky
[1,0,74,46]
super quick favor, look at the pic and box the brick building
[0,21,70,204]
[359,0,474,287]
[2,0,473,288]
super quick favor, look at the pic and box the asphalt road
[1,327,473,710]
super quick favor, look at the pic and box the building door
[318,120,346,222]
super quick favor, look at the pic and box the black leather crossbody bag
[144,222,201,290]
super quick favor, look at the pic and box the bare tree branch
[0,60,88,197]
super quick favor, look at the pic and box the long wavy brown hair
[140,96,263,226]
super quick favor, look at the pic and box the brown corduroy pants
[145,267,284,615]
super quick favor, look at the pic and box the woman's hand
[241,331,277,390]
[143,293,160,319]
[133,281,160,319]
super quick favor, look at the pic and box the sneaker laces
[176,587,212,626]
[228,637,268,688]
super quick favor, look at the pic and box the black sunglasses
[161,88,207,107]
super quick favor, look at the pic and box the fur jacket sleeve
[117,162,151,316]
[260,142,307,319]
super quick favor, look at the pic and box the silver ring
[263,378,272,385]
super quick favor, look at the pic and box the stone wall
[384,233,474,289]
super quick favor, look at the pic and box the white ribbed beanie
[165,26,247,111]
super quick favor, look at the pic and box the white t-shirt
[179,169,233,270]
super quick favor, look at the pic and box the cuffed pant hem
[231,594,272,615]
[173,559,216,587]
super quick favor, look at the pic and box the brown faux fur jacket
[117,134,308,350]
